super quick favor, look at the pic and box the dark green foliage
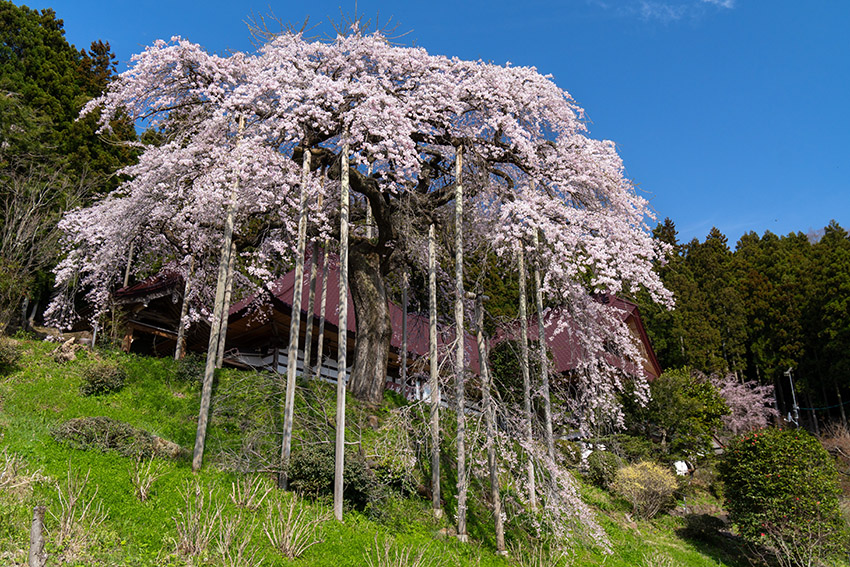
[51,416,157,457]
[80,360,127,395]
[678,513,726,544]
[622,368,729,461]
[172,353,204,385]
[0,337,20,373]
[287,444,377,508]
[585,450,622,489]
[488,339,542,406]
[719,428,846,560]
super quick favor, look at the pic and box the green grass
[0,337,780,565]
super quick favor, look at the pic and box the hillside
[0,337,766,566]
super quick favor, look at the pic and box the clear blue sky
[21,0,850,245]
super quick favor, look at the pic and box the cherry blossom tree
[49,30,670,411]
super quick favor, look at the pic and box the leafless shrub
[230,473,272,511]
[215,510,263,567]
[173,481,221,558]
[0,447,37,493]
[263,493,326,559]
[50,466,107,554]
[364,535,436,567]
[641,550,676,567]
[130,455,166,502]
[509,540,570,567]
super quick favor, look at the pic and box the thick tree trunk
[347,242,392,405]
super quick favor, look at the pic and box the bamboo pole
[215,241,236,368]
[474,294,505,554]
[175,256,194,360]
[333,141,350,521]
[517,243,536,508]
[192,114,244,472]
[453,147,468,540]
[303,239,319,377]
[280,147,312,489]
[533,229,555,463]
[428,222,442,518]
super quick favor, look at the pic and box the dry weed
[509,540,571,567]
[364,536,437,567]
[230,473,272,511]
[215,510,263,567]
[49,465,107,557]
[130,455,166,502]
[263,493,326,559]
[173,481,221,558]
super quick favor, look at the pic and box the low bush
[52,416,158,457]
[586,450,622,489]
[719,427,847,567]
[173,353,205,385]
[286,444,377,508]
[611,461,677,519]
[0,337,20,373]
[80,360,127,396]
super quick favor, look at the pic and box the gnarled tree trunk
[347,241,392,405]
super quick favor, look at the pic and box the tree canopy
[49,30,669,406]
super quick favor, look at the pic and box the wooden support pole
[314,238,330,380]
[123,240,134,289]
[428,222,442,518]
[303,239,319,377]
[533,229,555,463]
[400,271,408,386]
[280,147,312,489]
[215,241,237,369]
[453,147,468,540]
[28,505,46,567]
[474,294,505,554]
[192,114,244,472]
[175,256,194,361]
[333,141,350,521]
[517,243,536,508]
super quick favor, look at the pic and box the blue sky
[23,0,849,245]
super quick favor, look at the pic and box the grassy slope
[0,338,753,566]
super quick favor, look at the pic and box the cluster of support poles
[177,137,555,553]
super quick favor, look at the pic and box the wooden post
[314,238,330,380]
[192,114,244,472]
[474,294,505,554]
[533,229,555,463]
[280,147,312,489]
[28,505,46,567]
[303,239,319,377]
[428,222,442,518]
[334,141,350,521]
[175,256,194,360]
[453,147,468,540]
[836,383,848,428]
[365,161,374,239]
[517,243,536,508]
[215,241,237,368]
[123,240,134,288]
[400,271,408,386]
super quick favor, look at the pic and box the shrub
[0,337,20,373]
[80,360,127,396]
[611,461,677,519]
[719,428,846,567]
[52,416,157,457]
[173,353,204,385]
[286,444,376,508]
[586,450,622,489]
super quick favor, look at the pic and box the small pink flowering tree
[50,30,670,412]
